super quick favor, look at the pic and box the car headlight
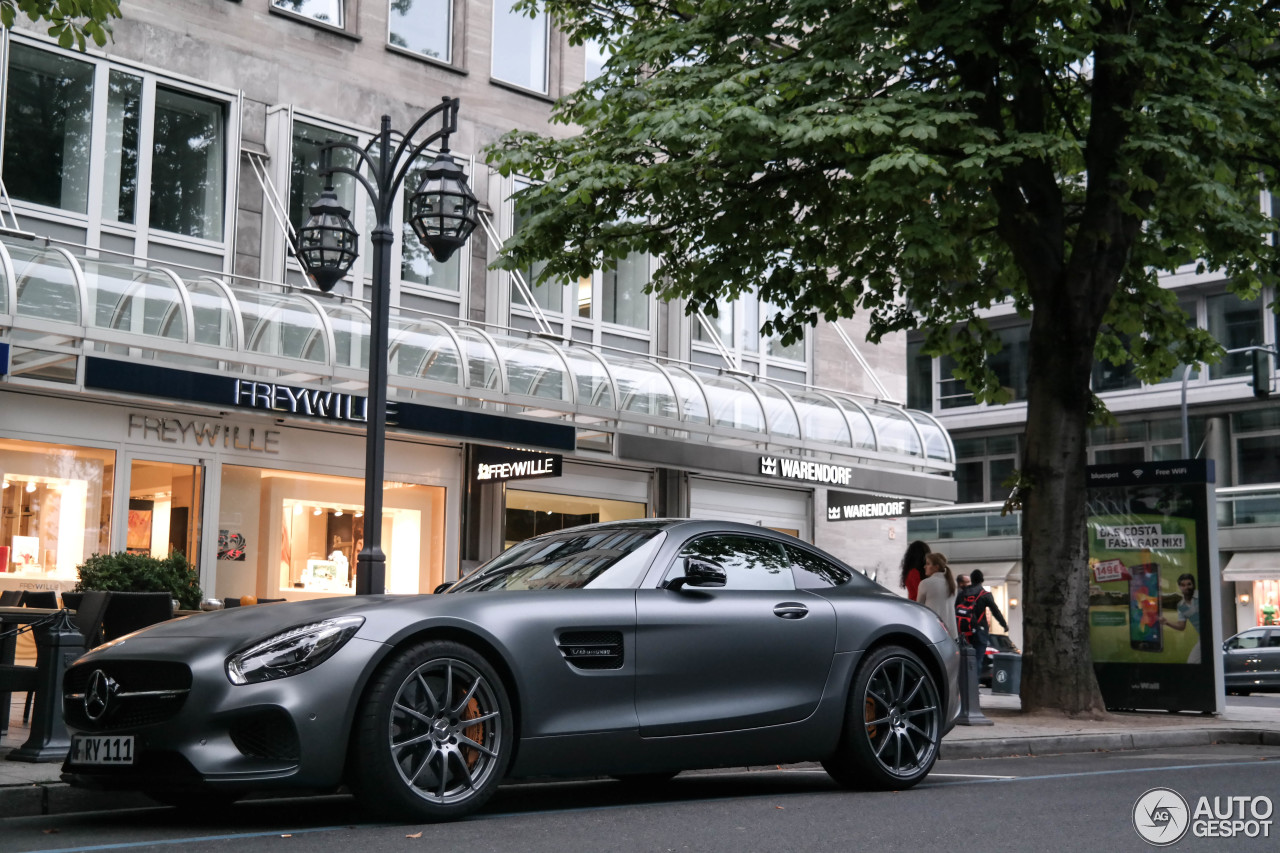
[226,616,365,685]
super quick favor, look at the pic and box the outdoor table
[0,606,84,762]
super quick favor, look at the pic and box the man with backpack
[954,569,1010,663]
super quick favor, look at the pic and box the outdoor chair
[18,591,57,609]
[100,592,174,643]
[62,591,112,650]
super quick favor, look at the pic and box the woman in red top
[899,539,930,601]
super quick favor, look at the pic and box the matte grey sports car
[62,519,960,821]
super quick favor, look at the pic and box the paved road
[3,745,1277,853]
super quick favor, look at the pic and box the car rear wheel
[350,640,512,822]
[823,644,941,790]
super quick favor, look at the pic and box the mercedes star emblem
[84,669,118,722]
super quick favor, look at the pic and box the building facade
[0,1,955,603]
[908,262,1279,648]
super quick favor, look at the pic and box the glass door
[125,458,204,568]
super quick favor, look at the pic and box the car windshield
[449,528,664,592]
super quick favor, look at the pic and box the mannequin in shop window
[329,534,349,588]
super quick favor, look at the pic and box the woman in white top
[918,551,959,641]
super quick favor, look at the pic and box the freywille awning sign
[473,445,562,483]
[760,456,853,486]
[233,380,375,423]
[826,490,910,521]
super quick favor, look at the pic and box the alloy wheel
[388,657,504,805]
[859,653,940,779]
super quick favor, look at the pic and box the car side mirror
[664,557,727,591]
[1223,640,1236,651]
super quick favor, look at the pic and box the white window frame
[691,292,811,379]
[270,0,347,31]
[386,0,453,66]
[1,34,240,273]
[502,177,655,350]
[267,108,469,313]
[490,0,550,94]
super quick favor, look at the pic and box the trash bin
[991,652,1021,694]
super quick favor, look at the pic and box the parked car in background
[1223,627,1280,695]
[62,520,959,822]
[979,633,1021,687]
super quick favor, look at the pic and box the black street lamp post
[296,97,479,595]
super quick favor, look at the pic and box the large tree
[488,0,1280,714]
[2,0,120,50]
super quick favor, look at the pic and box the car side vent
[558,631,624,670]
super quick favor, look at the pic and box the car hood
[104,595,426,642]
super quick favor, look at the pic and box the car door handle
[773,602,808,620]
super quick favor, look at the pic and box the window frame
[385,0,455,67]
[269,108,471,313]
[490,0,550,94]
[690,292,811,380]
[1,35,239,267]
[504,177,656,349]
[269,0,351,34]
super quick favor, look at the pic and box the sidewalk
[3,690,1279,818]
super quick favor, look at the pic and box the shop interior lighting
[294,504,304,515]
[313,507,323,516]
[1239,593,1251,605]
[334,509,343,516]
[25,481,36,493]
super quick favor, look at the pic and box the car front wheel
[823,644,942,790]
[350,640,512,822]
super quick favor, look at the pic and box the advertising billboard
[1086,460,1224,713]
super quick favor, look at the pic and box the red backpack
[955,588,985,640]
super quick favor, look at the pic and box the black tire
[349,639,513,822]
[822,644,942,790]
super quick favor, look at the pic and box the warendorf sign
[759,456,853,486]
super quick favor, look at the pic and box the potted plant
[75,551,204,610]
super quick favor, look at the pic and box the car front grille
[64,661,192,732]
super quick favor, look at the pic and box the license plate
[70,735,135,766]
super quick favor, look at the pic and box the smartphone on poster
[1129,562,1163,652]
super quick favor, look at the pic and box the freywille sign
[826,490,910,522]
[233,380,376,423]
[760,456,853,486]
[473,445,563,483]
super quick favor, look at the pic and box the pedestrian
[918,551,958,640]
[899,539,930,601]
[955,569,1010,662]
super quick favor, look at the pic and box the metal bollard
[954,642,993,726]
[9,617,85,762]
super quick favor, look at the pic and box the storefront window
[503,489,645,549]
[0,439,114,584]
[218,465,445,598]
[126,459,202,565]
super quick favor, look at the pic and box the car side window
[1234,630,1267,650]
[1267,632,1280,648]
[786,545,852,589]
[670,534,795,591]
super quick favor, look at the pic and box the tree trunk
[1019,286,1108,716]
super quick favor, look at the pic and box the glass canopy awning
[0,236,954,474]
